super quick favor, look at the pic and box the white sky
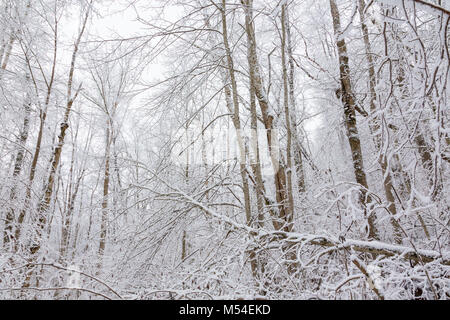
[58,0,322,159]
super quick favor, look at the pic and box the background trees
[0,0,448,300]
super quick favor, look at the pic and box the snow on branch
[412,0,450,15]
[260,230,450,266]
[155,178,450,267]
[376,0,450,16]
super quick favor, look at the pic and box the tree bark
[285,9,306,194]
[3,82,31,248]
[22,2,91,289]
[15,11,59,250]
[281,3,295,231]
[98,120,111,270]
[329,0,379,241]
[242,0,291,233]
[358,0,403,243]
[280,3,298,275]
[220,0,255,276]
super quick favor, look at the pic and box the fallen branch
[264,231,450,266]
[412,0,450,16]
[139,175,450,267]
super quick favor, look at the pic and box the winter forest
[0,0,449,300]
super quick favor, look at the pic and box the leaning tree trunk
[220,0,255,277]
[32,0,89,253]
[329,0,378,241]
[0,0,31,72]
[242,0,291,233]
[242,0,298,276]
[22,3,91,289]
[15,15,59,251]
[3,80,31,248]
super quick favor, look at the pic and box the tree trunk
[22,2,91,288]
[33,1,89,252]
[281,3,295,231]
[329,0,379,241]
[1,35,14,70]
[242,0,298,276]
[280,3,298,275]
[220,0,255,277]
[14,13,59,250]
[98,120,111,271]
[285,9,306,194]
[3,84,31,248]
[358,0,402,244]
[242,0,291,233]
